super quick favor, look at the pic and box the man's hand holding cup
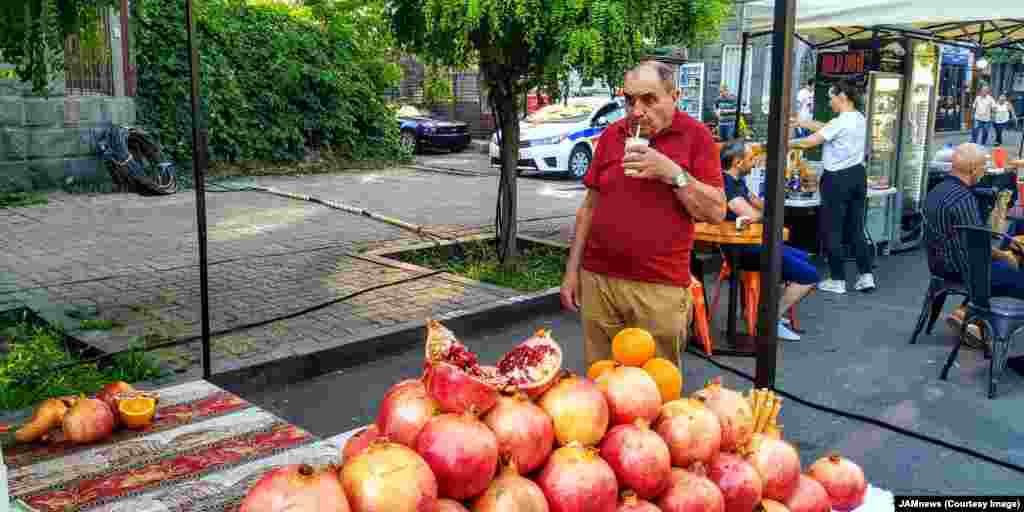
[623,142,683,185]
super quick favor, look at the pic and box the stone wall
[0,84,136,193]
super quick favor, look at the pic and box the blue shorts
[735,244,821,285]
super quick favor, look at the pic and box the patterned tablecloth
[2,380,341,512]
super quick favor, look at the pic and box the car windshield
[397,105,430,117]
[525,101,600,124]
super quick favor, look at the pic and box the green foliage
[0,0,117,96]
[423,65,454,107]
[0,191,49,208]
[0,322,163,411]
[131,0,406,168]
[394,240,568,291]
[988,48,1024,65]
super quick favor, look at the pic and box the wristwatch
[671,169,691,189]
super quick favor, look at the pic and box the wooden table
[2,380,341,511]
[694,222,789,357]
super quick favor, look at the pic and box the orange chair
[690,275,713,356]
[710,259,800,336]
[993,147,1008,169]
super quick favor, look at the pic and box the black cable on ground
[683,345,1024,475]
[10,269,446,387]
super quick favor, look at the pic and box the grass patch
[0,320,164,411]
[390,239,568,292]
[0,191,48,208]
[79,319,121,330]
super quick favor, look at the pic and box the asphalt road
[232,304,1024,494]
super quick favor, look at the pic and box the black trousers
[819,163,872,281]
[994,122,1007,146]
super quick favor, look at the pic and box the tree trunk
[496,85,521,269]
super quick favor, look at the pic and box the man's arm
[670,161,727,223]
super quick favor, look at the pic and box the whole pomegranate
[784,475,831,512]
[63,398,115,444]
[658,465,725,512]
[416,410,499,500]
[708,452,764,512]
[617,491,661,512]
[807,454,866,511]
[745,434,801,501]
[471,460,550,512]
[538,373,610,446]
[595,366,661,426]
[240,464,350,512]
[599,418,671,500]
[536,442,618,512]
[692,378,754,452]
[654,397,722,467]
[439,499,470,512]
[496,329,564,398]
[340,441,438,512]
[424,320,500,414]
[375,379,439,447]
[759,499,791,512]
[482,392,555,475]
[341,425,380,463]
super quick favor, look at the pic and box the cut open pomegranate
[495,329,563,398]
[424,319,501,414]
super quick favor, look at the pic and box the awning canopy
[747,1,1024,50]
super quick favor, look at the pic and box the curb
[209,288,562,394]
[471,139,490,154]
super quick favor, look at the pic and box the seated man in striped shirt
[924,143,1024,343]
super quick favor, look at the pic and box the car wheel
[569,144,592,180]
[400,130,417,153]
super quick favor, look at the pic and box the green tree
[388,0,731,266]
[0,0,116,96]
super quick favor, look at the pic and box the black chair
[940,225,1024,398]
[908,218,969,345]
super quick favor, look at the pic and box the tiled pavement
[0,168,575,380]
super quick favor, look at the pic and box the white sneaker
[777,320,801,341]
[818,279,847,294]
[854,273,876,292]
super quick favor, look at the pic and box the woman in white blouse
[993,94,1016,147]
[789,80,875,295]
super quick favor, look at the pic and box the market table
[2,380,341,512]
[694,222,790,357]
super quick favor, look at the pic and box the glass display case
[864,72,905,247]
[677,63,704,120]
[892,41,940,251]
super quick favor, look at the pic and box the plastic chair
[690,275,713,356]
[909,217,970,345]
[939,225,1024,399]
[710,257,799,336]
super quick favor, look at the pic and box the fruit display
[12,381,159,445]
[240,320,875,512]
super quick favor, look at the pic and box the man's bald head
[951,143,987,185]
[625,61,676,95]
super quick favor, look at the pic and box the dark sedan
[397,105,471,153]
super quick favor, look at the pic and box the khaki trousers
[580,269,692,369]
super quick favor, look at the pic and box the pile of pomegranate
[240,320,870,512]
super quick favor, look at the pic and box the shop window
[722,44,753,112]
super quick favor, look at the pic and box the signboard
[818,50,871,77]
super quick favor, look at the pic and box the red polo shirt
[582,110,722,287]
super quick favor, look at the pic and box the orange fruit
[643,358,683,403]
[118,397,157,429]
[612,327,656,367]
[587,359,619,381]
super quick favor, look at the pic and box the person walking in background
[716,85,739,140]
[790,79,875,295]
[971,86,996,146]
[796,79,815,138]
[561,61,726,367]
[993,94,1016,147]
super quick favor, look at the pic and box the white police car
[490,97,626,179]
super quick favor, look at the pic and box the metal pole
[755,0,796,388]
[185,0,212,380]
[736,32,750,130]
